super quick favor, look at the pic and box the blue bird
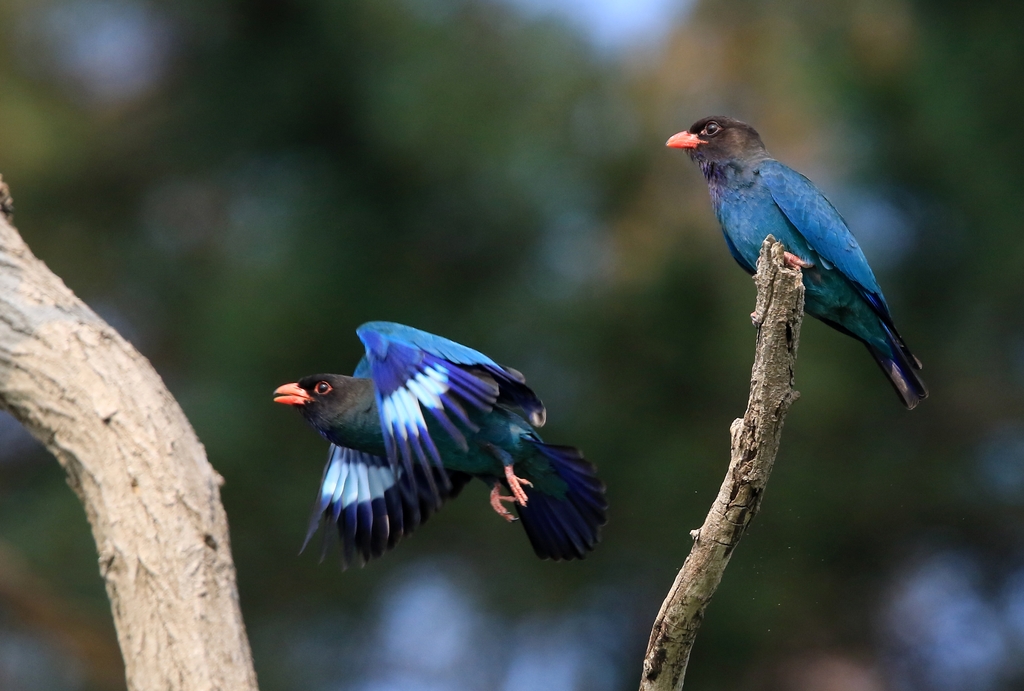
[274,321,607,567]
[667,116,927,409]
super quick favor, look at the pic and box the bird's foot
[783,252,814,270]
[750,310,762,327]
[489,483,518,522]
[504,465,533,506]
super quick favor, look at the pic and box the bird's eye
[703,122,721,136]
[315,381,332,395]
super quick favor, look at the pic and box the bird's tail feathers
[868,326,928,410]
[879,319,922,371]
[515,441,607,560]
[862,292,923,370]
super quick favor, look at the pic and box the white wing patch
[319,446,397,509]
[381,364,451,442]
[405,365,449,410]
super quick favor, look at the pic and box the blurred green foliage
[2,0,1024,689]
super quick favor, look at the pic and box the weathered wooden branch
[639,237,805,691]
[0,176,259,691]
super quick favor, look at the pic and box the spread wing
[356,321,544,505]
[758,160,888,313]
[303,443,470,569]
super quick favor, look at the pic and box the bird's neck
[702,149,768,180]
[310,378,388,456]
[705,154,771,205]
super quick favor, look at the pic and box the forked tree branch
[0,176,259,690]
[640,237,805,691]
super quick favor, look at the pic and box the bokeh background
[0,0,1022,689]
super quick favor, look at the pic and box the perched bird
[274,321,607,567]
[667,116,927,409]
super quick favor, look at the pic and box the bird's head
[274,373,365,433]
[666,116,767,169]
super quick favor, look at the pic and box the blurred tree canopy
[2,0,1024,690]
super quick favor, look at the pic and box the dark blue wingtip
[488,365,546,428]
[303,446,472,570]
[516,442,608,560]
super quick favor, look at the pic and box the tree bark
[0,176,258,690]
[639,237,805,691]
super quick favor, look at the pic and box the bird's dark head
[274,373,369,434]
[666,116,768,171]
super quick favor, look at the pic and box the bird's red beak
[274,382,311,406]
[666,131,702,149]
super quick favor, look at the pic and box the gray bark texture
[639,237,805,691]
[0,176,259,691]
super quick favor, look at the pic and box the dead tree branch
[639,237,805,691]
[0,176,258,690]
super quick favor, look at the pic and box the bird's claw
[504,465,532,506]
[783,251,814,270]
[489,483,518,522]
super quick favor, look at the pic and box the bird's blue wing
[723,232,757,274]
[757,160,889,314]
[352,355,371,378]
[356,321,545,503]
[303,443,469,569]
[360,321,504,368]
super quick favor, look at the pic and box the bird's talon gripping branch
[504,465,532,506]
[489,483,518,522]
[783,251,814,270]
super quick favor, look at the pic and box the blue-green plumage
[669,116,927,408]
[274,322,606,567]
[310,378,568,495]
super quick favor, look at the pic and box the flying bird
[667,116,927,409]
[274,321,607,567]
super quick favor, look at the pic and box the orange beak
[666,131,702,149]
[274,382,312,406]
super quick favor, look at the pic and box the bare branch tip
[639,233,804,691]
